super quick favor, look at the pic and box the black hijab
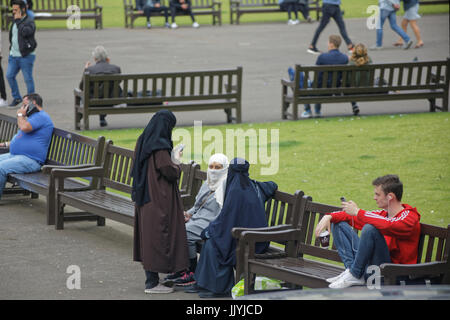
[131,110,177,206]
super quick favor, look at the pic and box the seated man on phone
[315,174,421,288]
[0,93,54,199]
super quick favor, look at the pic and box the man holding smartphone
[315,174,421,288]
[6,0,37,107]
[0,93,53,200]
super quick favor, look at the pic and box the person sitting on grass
[315,174,421,288]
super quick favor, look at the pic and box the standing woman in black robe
[131,110,189,294]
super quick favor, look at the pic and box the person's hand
[184,211,192,222]
[393,3,400,11]
[84,61,91,69]
[315,215,331,237]
[181,4,188,10]
[17,104,28,117]
[342,201,360,216]
[154,3,160,8]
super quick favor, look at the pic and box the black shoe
[8,98,22,108]
[307,47,321,55]
[198,290,231,298]
[99,119,108,127]
[352,105,360,116]
[184,283,206,293]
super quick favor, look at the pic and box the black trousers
[170,3,196,23]
[311,3,352,47]
[0,59,6,100]
[143,5,169,23]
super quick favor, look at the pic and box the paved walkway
[0,15,448,300]
[1,14,448,130]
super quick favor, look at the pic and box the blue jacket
[316,49,348,88]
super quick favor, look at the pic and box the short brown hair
[329,35,342,49]
[372,174,403,201]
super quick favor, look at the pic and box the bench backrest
[46,127,105,167]
[82,67,243,107]
[125,0,217,9]
[294,59,450,95]
[416,223,450,264]
[20,0,99,12]
[234,0,315,7]
[298,196,343,262]
[100,142,201,204]
[0,114,18,142]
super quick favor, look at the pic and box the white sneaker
[192,22,200,28]
[329,270,365,289]
[293,19,300,25]
[0,99,8,107]
[301,111,312,118]
[326,268,349,283]
[144,283,174,294]
[287,19,295,25]
[171,22,178,29]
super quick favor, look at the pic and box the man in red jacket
[315,174,421,288]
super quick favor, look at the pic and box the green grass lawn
[32,0,449,29]
[81,112,450,228]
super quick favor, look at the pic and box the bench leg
[46,195,56,225]
[97,216,106,227]
[244,270,255,295]
[428,98,436,112]
[55,195,64,230]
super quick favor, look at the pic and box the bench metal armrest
[41,164,96,175]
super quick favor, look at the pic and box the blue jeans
[0,153,41,198]
[332,222,391,279]
[6,54,36,100]
[376,9,410,47]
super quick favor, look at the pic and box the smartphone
[340,196,347,202]
[178,144,185,152]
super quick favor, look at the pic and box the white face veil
[207,153,229,208]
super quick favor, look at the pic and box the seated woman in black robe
[185,157,277,298]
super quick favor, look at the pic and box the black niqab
[131,110,177,206]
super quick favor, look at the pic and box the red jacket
[330,204,421,264]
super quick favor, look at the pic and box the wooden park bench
[238,195,450,295]
[74,67,243,130]
[0,0,103,31]
[123,0,222,28]
[281,59,450,120]
[232,189,305,281]
[229,0,321,25]
[53,141,202,230]
[8,128,106,226]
